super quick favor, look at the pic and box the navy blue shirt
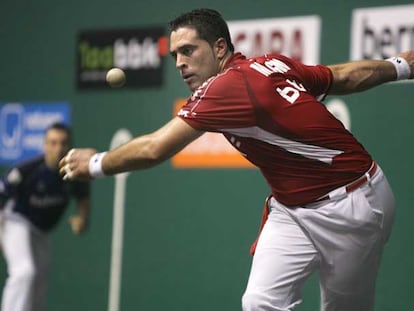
[0,156,90,232]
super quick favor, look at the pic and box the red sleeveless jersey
[178,53,372,206]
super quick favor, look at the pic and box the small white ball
[106,68,126,87]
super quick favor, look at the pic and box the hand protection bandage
[386,57,411,80]
[88,152,107,178]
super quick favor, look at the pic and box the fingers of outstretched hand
[60,148,77,180]
[63,164,75,181]
[59,148,98,181]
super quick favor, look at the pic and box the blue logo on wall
[0,102,71,165]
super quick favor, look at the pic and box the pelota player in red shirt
[60,8,414,311]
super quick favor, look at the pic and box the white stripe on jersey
[189,68,233,113]
[221,126,343,164]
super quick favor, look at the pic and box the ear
[214,37,228,59]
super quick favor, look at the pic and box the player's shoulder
[16,155,45,172]
[6,155,45,183]
[245,53,301,73]
[188,68,243,103]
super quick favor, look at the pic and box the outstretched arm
[328,51,414,95]
[60,117,204,180]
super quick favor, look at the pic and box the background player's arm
[328,50,414,95]
[60,117,204,179]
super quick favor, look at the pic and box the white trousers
[242,165,395,311]
[1,212,49,311]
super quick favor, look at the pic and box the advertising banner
[0,102,70,165]
[77,27,168,89]
[228,15,321,64]
[351,4,414,60]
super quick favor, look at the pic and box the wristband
[88,152,107,178]
[386,57,411,80]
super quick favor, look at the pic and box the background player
[59,9,414,311]
[0,122,91,311]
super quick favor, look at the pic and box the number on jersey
[276,79,306,104]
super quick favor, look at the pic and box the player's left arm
[60,117,204,180]
[328,50,414,95]
[69,197,90,235]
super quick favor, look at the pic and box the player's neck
[219,52,233,72]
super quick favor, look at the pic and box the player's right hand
[69,214,88,235]
[59,148,97,181]
[397,50,414,79]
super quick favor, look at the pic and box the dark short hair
[169,8,234,52]
[45,122,71,138]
